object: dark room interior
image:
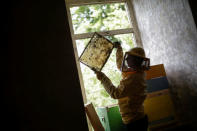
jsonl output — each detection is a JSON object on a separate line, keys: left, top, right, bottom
{"left": 4, "top": 0, "right": 197, "bottom": 131}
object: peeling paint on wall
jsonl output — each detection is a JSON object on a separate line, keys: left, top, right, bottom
{"left": 132, "top": 0, "right": 197, "bottom": 127}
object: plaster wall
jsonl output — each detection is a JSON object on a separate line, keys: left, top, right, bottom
{"left": 132, "top": 0, "right": 197, "bottom": 126}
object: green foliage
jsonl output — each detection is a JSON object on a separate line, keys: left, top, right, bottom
{"left": 70, "top": 3, "right": 131, "bottom": 34}
{"left": 71, "top": 3, "right": 134, "bottom": 107}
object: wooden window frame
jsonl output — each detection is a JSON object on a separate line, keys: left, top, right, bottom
{"left": 64, "top": 0, "right": 142, "bottom": 101}
{"left": 64, "top": 0, "right": 143, "bottom": 130}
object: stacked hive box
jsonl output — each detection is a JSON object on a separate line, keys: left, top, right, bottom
{"left": 144, "top": 64, "right": 177, "bottom": 130}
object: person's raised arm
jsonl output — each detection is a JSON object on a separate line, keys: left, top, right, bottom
{"left": 93, "top": 70, "right": 130, "bottom": 99}
{"left": 114, "top": 42, "right": 123, "bottom": 71}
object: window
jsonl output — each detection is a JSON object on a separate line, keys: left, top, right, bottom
{"left": 65, "top": 0, "right": 142, "bottom": 107}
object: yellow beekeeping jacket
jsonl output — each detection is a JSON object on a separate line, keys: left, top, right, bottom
{"left": 99, "top": 46, "right": 147, "bottom": 124}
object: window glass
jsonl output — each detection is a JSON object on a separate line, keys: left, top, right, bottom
{"left": 70, "top": 3, "right": 131, "bottom": 34}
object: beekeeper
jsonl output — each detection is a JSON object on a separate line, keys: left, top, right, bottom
{"left": 93, "top": 42, "right": 150, "bottom": 131}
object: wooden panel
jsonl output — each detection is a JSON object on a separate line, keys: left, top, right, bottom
{"left": 145, "top": 64, "right": 166, "bottom": 80}
{"left": 85, "top": 103, "right": 105, "bottom": 131}
{"left": 66, "top": 0, "right": 126, "bottom": 6}
{"left": 73, "top": 28, "right": 134, "bottom": 40}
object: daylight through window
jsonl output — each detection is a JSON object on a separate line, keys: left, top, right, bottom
{"left": 66, "top": 0, "right": 141, "bottom": 108}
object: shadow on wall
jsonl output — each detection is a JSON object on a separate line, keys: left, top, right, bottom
{"left": 167, "top": 70, "right": 197, "bottom": 128}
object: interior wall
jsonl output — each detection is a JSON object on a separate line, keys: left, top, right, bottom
{"left": 5, "top": 0, "right": 88, "bottom": 130}
{"left": 132, "top": 0, "right": 197, "bottom": 127}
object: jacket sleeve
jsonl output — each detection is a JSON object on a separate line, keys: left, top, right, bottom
{"left": 116, "top": 46, "right": 123, "bottom": 71}
{"left": 99, "top": 73, "right": 131, "bottom": 99}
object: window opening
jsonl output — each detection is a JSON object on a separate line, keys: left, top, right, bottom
{"left": 66, "top": 0, "right": 142, "bottom": 109}
{"left": 69, "top": 2, "right": 136, "bottom": 107}
{"left": 65, "top": 1, "right": 143, "bottom": 130}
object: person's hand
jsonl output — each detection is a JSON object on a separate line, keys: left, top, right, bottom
{"left": 113, "top": 41, "right": 121, "bottom": 48}
{"left": 92, "top": 68, "right": 104, "bottom": 81}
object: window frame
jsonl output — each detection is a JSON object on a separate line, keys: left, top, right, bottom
{"left": 64, "top": 0, "right": 143, "bottom": 130}
{"left": 65, "top": 0, "right": 143, "bottom": 103}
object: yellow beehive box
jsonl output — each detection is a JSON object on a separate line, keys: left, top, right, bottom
{"left": 144, "top": 89, "right": 176, "bottom": 127}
